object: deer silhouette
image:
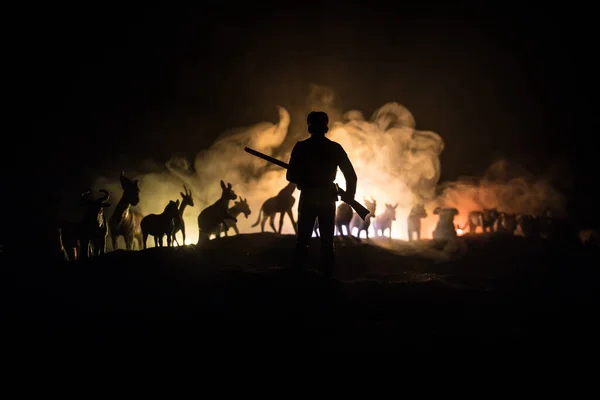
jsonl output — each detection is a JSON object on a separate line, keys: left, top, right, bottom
{"left": 141, "top": 199, "right": 180, "bottom": 248}
{"left": 109, "top": 171, "right": 143, "bottom": 251}
{"left": 349, "top": 197, "right": 377, "bottom": 238}
{"left": 407, "top": 203, "right": 427, "bottom": 241}
{"left": 251, "top": 182, "right": 297, "bottom": 234}
{"left": 172, "top": 185, "right": 194, "bottom": 246}
{"left": 373, "top": 203, "right": 398, "bottom": 238}
{"left": 220, "top": 197, "right": 251, "bottom": 236}
{"left": 197, "top": 180, "right": 237, "bottom": 243}
{"left": 79, "top": 189, "right": 111, "bottom": 258}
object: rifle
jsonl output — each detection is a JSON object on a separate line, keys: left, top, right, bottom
{"left": 244, "top": 146, "right": 370, "bottom": 221}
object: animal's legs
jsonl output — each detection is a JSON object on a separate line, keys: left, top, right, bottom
{"left": 287, "top": 209, "right": 297, "bottom": 234}
{"left": 278, "top": 212, "right": 285, "bottom": 234}
{"left": 260, "top": 216, "right": 267, "bottom": 233}
{"left": 124, "top": 236, "right": 133, "bottom": 250}
{"left": 233, "top": 225, "right": 239, "bottom": 235}
{"left": 269, "top": 215, "right": 277, "bottom": 233}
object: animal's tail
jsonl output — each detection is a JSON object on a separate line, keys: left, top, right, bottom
{"left": 251, "top": 205, "right": 263, "bottom": 227}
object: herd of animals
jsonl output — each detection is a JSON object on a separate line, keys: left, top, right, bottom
{"left": 42, "top": 171, "right": 579, "bottom": 263}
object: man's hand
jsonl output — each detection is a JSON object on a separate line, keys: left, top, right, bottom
{"left": 336, "top": 185, "right": 354, "bottom": 203}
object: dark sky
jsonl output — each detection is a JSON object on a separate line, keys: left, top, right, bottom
{"left": 4, "top": 2, "right": 593, "bottom": 224}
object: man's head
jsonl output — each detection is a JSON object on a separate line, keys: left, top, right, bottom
{"left": 307, "top": 111, "right": 329, "bottom": 135}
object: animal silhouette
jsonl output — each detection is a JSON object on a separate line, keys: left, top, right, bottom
{"left": 459, "top": 209, "right": 499, "bottom": 234}
{"left": 220, "top": 197, "right": 251, "bottom": 236}
{"left": 407, "top": 203, "right": 428, "bottom": 241}
{"left": 109, "top": 172, "right": 143, "bottom": 250}
{"left": 251, "top": 182, "right": 297, "bottom": 234}
{"left": 373, "top": 203, "right": 398, "bottom": 238}
{"left": 517, "top": 214, "right": 539, "bottom": 237}
{"left": 141, "top": 199, "right": 181, "bottom": 248}
{"left": 334, "top": 203, "right": 353, "bottom": 236}
{"left": 60, "top": 189, "right": 111, "bottom": 260}
{"left": 78, "top": 189, "right": 111, "bottom": 258}
{"left": 172, "top": 185, "right": 194, "bottom": 246}
{"left": 496, "top": 212, "right": 518, "bottom": 234}
{"left": 197, "top": 180, "right": 237, "bottom": 243}
{"left": 432, "top": 207, "right": 459, "bottom": 240}
{"left": 349, "top": 197, "right": 377, "bottom": 238}
{"left": 313, "top": 201, "right": 352, "bottom": 237}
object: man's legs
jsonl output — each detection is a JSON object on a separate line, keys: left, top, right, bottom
{"left": 294, "top": 196, "right": 316, "bottom": 270}
{"left": 317, "top": 202, "right": 336, "bottom": 277}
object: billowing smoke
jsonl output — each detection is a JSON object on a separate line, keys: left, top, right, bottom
{"left": 93, "top": 85, "right": 564, "bottom": 249}
{"left": 422, "top": 159, "right": 567, "bottom": 237}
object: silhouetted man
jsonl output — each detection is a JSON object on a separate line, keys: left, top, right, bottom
{"left": 286, "top": 111, "right": 357, "bottom": 277}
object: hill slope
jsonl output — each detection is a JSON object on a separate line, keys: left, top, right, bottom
{"left": 2, "top": 233, "right": 599, "bottom": 352}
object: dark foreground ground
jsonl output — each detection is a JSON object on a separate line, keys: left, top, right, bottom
{"left": 2, "top": 233, "right": 599, "bottom": 353}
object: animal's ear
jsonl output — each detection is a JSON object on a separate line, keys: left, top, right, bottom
{"left": 180, "top": 192, "right": 185, "bottom": 198}
{"left": 433, "top": 207, "right": 441, "bottom": 215}
{"left": 176, "top": 199, "right": 180, "bottom": 206}
{"left": 393, "top": 203, "right": 398, "bottom": 209}
{"left": 227, "top": 182, "right": 232, "bottom": 189}
{"left": 220, "top": 180, "right": 226, "bottom": 190}
{"left": 453, "top": 208, "right": 459, "bottom": 215}
{"left": 102, "top": 203, "right": 112, "bottom": 208}
{"left": 134, "top": 179, "right": 140, "bottom": 186}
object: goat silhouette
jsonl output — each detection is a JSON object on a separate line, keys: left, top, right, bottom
{"left": 220, "top": 197, "right": 251, "bottom": 236}
{"left": 109, "top": 171, "right": 143, "bottom": 250}
{"left": 173, "top": 185, "right": 194, "bottom": 246}
{"left": 373, "top": 203, "right": 397, "bottom": 238}
{"left": 407, "top": 203, "right": 427, "bottom": 241}
{"left": 251, "top": 182, "right": 297, "bottom": 234}
{"left": 197, "top": 180, "right": 237, "bottom": 244}
{"left": 141, "top": 199, "right": 180, "bottom": 248}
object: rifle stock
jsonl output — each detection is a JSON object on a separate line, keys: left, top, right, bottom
{"left": 244, "top": 147, "right": 370, "bottom": 221}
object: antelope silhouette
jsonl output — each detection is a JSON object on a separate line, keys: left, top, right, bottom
{"left": 251, "top": 182, "right": 297, "bottom": 234}
{"left": 173, "top": 185, "right": 194, "bottom": 246}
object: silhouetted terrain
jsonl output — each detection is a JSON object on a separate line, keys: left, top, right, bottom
{"left": 2, "top": 233, "right": 598, "bottom": 352}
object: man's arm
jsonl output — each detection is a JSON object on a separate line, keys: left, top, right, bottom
{"left": 337, "top": 145, "right": 357, "bottom": 199}
{"left": 286, "top": 143, "right": 301, "bottom": 185}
